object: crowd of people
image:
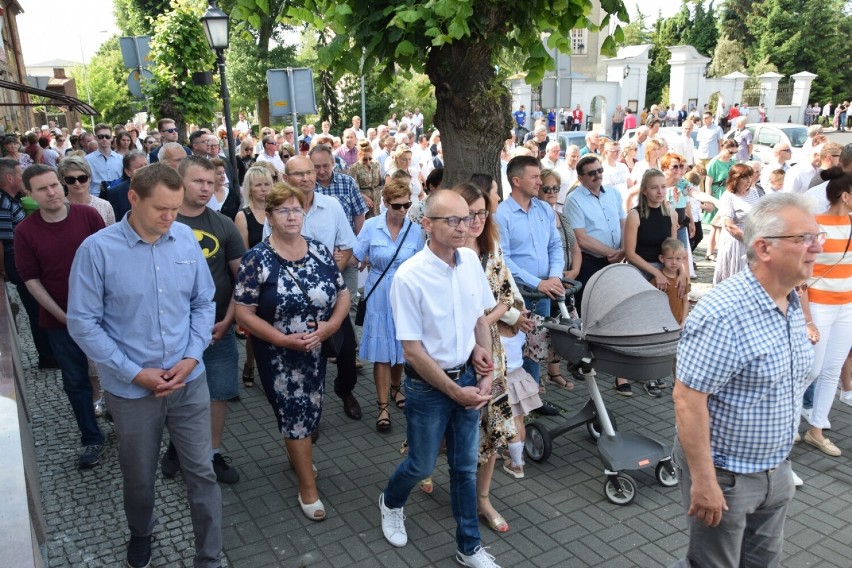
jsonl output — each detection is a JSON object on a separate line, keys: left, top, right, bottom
{"left": 1, "top": 101, "right": 850, "bottom": 568}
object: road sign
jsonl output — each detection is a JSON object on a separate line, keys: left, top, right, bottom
{"left": 119, "top": 36, "right": 152, "bottom": 69}
{"left": 267, "top": 68, "right": 317, "bottom": 117}
{"left": 126, "top": 69, "right": 153, "bottom": 99}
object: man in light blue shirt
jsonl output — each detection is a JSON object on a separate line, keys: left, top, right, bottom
{"left": 496, "top": 155, "right": 564, "bottom": 414}
{"left": 564, "top": 154, "right": 630, "bottom": 395}
{"left": 84, "top": 123, "right": 123, "bottom": 194}
{"left": 67, "top": 162, "right": 222, "bottom": 568}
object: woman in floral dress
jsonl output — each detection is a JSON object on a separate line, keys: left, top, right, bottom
{"left": 234, "top": 183, "right": 350, "bottom": 522}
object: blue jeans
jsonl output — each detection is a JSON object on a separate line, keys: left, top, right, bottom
{"left": 522, "top": 297, "right": 551, "bottom": 384}
{"left": 802, "top": 381, "right": 815, "bottom": 410}
{"left": 383, "top": 366, "right": 481, "bottom": 555}
{"left": 46, "top": 328, "right": 103, "bottom": 447}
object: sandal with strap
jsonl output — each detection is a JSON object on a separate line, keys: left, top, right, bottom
{"left": 477, "top": 494, "right": 509, "bottom": 533}
{"left": 548, "top": 373, "right": 574, "bottom": 390}
{"left": 419, "top": 477, "right": 434, "bottom": 494}
{"left": 376, "top": 402, "right": 391, "bottom": 433}
{"left": 390, "top": 385, "right": 406, "bottom": 409}
{"left": 242, "top": 364, "right": 254, "bottom": 388}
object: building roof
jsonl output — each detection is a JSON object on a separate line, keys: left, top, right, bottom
{"left": 25, "top": 58, "right": 79, "bottom": 69}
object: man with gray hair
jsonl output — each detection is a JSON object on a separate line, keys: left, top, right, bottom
{"left": 579, "top": 130, "right": 601, "bottom": 157}
{"left": 672, "top": 192, "right": 820, "bottom": 568}
{"left": 732, "top": 116, "right": 753, "bottom": 162}
{"left": 760, "top": 142, "right": 792, "bottom": 189}
{"left": 159, "top": 142, "right": 190, "bottom": 170}
{"left": 783, "top": 143, "right": 823, "bottom": 194}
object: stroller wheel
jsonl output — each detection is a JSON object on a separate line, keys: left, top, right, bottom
{"left": 587, "top": 411, "right": 618, "bottom": 442}
{"left": 604, "top": 473, "right": 636, "bottom": 505}
{"left": 655, "top": 460, "right": 679, "bottom": 487}
{"left": 524, "top": 423, "right": 552, "bottom": 463}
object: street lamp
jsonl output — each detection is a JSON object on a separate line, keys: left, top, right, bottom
{"left": 200, "top": 2, "right": 238, "bottom": 178}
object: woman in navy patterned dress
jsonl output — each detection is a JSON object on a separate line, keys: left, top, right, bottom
{"left": 234, "top": 184, "right": 349, "bottom": 522}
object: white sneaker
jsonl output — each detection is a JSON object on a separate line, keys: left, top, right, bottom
{"left": 791, "top": 470, "right": 804, "bottom": 487}
{"left": 456, "top": 546, "right": 501, "bottom": 568}
{"left": 839, "top": 391, "right": 852, "bottom": 407}
{"left": 801, "top": 407, "right": 812, "bottom": 425}
{"left": 379, "top": 493, "right": 407, "bottom": 547}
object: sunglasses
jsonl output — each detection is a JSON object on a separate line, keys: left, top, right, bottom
{"left": 389, "top": 201, "right": 413, "bottom": 210}
{"left": 541, "top": 185, "right": 560, "bottom": 194}
{"left": 581, "top": 167, "right": 604, "bottom": 177}
{"left": 161, "top": 128, "right": 178, "bottom": 134}
{"left": 64, "top": 175, "right": 89, "bottom": 185}
{"left": 669, "top": 164, "right": 685, "bottom": 170}
{"left": 96, "top": 134, "right": 112, "bottom": 140}
{"left": 281, "top": 154, "right": 291, "bottom": 159}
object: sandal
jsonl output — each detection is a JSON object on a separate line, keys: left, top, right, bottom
{"left": 419, "top": 477, "right": 433, "bottom": 494}
{"left": 242, "top": 364, "right": 254, "bottom": 388}
{"left": 548, "top": 373, "right": 574, "bottom": 390}
{"left": 376, "top": 402, "right": 391, "bottom": 433}
{"left": 390, "top": 385, "right": 406, "bottom": 409}
{"left": 298, "top": 493, "right": 326, "bottom": 521}
{"left": 478, "top": 494, "right": 509, "bottom": 533}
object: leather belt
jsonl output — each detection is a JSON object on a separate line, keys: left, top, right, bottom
{"left": 404, "top": 363, "right": 467, "bottom": 382}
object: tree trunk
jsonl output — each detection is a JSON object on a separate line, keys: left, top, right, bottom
{"left": 426, "top": 38, "right": 513, "bottom": 189}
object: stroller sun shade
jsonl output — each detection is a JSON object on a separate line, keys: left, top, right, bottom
{"left": 580, "top": 264, "right": 681, "bottom": 356}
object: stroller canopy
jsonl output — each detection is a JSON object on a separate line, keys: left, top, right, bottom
{"left": 580, "top": 264, "right": 681, "bottom": 356}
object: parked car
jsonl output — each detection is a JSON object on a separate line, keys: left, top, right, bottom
{"left": 546, "top": 131, "right": 613, "bottom": 157}
{"left": 619, "top": 127, "right": 698, "bottom": 151}
{"left": 724, "top": 122, "right": 809, "bottom": 166}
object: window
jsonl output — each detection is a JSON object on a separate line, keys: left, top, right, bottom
{"left": 570, "top": 29, "right": 588, "bottom": 55}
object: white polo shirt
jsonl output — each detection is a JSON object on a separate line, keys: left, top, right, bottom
{"left": 391, "top": 245, "right": 495, "bottom": 369}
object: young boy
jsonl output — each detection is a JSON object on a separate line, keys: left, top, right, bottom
{"left": 660, "top": 238, "right": 690, "bottom": 328}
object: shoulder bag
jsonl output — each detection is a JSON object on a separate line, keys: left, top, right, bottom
{"left": 355, "top": 221, "right": 413, "bottom": 326}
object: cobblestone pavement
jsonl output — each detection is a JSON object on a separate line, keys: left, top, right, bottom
{"left": 18, "top": 249, "right": 852, "bottom": 567}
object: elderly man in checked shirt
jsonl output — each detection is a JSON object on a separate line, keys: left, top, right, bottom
{"left": 671, "top": 193, "right": 821, "bottom": 568}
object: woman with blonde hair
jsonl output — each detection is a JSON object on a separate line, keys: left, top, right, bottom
{"left": 385, "top": 144, "right": 423, "bottom": 203}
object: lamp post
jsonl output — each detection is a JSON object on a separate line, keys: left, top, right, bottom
{"left": 200, "top": 2, "right": 238, "bottom": 178}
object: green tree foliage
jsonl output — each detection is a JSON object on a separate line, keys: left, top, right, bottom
{"left": 144, "top": 0, "right": 217, "bottom": 131}
{"left": 707, "top": 36, "right": 745, "bottom": 77}
{"left": 70, "top": 37, "right": 136, "bottom": 125}
{"left": 235, "top": 0, "right": 627, "bottom": 185}
{"left": 114, "top": 0, "right": 172, "bottom": 35}
{"left": 619, "top": 11, "right": 652, "bottom": 46}
{"left": 718, "top": 0, "right": 852, "bottom": 102}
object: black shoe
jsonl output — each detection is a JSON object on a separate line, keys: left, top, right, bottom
{"left": 38, "top": 356, "right": 59, "bottom": 369}
{"left": 535, "top": 400, "right": 560, "bottom": 416}
{"left": 341, "top": 394, "right": 363, "bottom": 420}
{"left": 79, "top": 444, "right": 105, "bottom": 468}
{"left": 310, "top": 427, "right": 320, "bottom": 443}
{"left": 212, "top": 453, "right": 240, "bottom": 484}
{"left": 161, "top": 441, "right": 179, "bottom": 478}
{"left": 126, "top": 534, "right": 152, "bottom": 568}
{"left": 644, "top": 380, "right": 662, "bottom": 398}
{"left": 614, "top": 380, "right": 633, "bottom": 397}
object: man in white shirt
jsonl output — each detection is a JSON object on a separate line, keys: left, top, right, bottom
{"left": 602, "top": 140, "right": 630, "bottom": 200}
{"left": 410, "top": 107, "right": 424, "bottom": 138}
{"left": 379, "top": 190, "right": 498, "bottom": 568}
{"left": 255, "top": 135, "right": 286, "bottom": 173}
{"left": 234, "top": 113, "right": 250, "bottom": 136}
{"left": 760, "top": 143, "right": 792, "bottom": 189}
{"left": 351, "top": 116, "right": 365, "bottom": 139}
{"left": 783, "top": 144, "right": 822, "bottom": 194}
{"left": 555, "top": 145, "right": 580, "bottom": 210}
{"left": 674, "top": 118, "right": 695, "bottom": 166}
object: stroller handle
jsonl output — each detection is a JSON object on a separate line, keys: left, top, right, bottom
{"left": 518, "top": 277, "right": 583, "bottom": 301}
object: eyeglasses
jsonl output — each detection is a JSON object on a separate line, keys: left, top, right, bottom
{"left": 272, "top": 207, "right": 304, "bottom": 217}
{"left": 161, "top": 128, "right": 178, "bottom": 134}
{"left": 281, "top": 154, "right": 291, "bottom": 159}
{"left": 540, "top": 186, "right": 560, "bottom": 194}
{"left": 63, "top": 174, "right": 89, "bottom": 185}
{"left": 284, "top": 131, "right": 294, "bottom": 135}
{"left": 764, "top": 232, "right": 827, "bottom": 246}
{"left": 96, "top": 134, "right": 112, "bottom": 140}
{"left": 265, "top": 141, "right": 278, "bottom": 146}
{"left": 389, "top": 201, "right": 412, "bottom": 210}
{"left": 469, "top": 209, "right": 490, "bottom": 219}
{"left": 427, "top": 215, "right": 473, "bottom": 227}
{"left": 287, "top": 169, "right": 315, "bottom": 178}
{"left": 581, "top": 167, "right": 604, "bottom": 177}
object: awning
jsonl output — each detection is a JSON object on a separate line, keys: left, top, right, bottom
{"left": 0, "top": 78, "right": 98, "bottom": 116}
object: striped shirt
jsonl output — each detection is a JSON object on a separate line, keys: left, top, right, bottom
{"left": 807, "top": 214, "right": 852, "bottom": 305}
{"left": 677, "top": 266, "right": 814, "bottom": 473}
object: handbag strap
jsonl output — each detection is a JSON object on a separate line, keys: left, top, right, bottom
{"left": 362, "top": 220, "right": 413, "bottom": 305}
{"left": 263, "top": 241, "right": 320, "bottom": 323}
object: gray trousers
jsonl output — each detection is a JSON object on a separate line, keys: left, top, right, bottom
{"left": 342, "top": 263, "right": 359, "bottom": 302}
{"left": 671, "top": 438, "right": 794, "bottom": 568}
{"left": 106, "top": 375, "right": 222, "bottom": 568}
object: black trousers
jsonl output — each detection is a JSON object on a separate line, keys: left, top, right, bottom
{"left": 333, "top": 316, "right": 357, "bottom": 399}
{"left": 575, "top": 253, "right": 610, "bottom": 317}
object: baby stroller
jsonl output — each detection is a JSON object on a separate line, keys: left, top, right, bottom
{"left": 525, "top": 264, "right": 682, "bottom": 505}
